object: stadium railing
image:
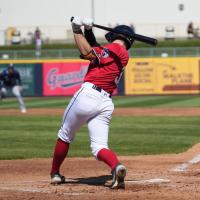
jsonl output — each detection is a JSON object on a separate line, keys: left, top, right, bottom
{"left": 0, "top": 47, "right": 200, "bottom": 60}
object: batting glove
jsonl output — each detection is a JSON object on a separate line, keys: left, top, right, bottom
{"left": 82, "top": 18, "right": 93, "bottom": 30}
{"left": 71, "top": 16, "right": 83, "bottom": 33}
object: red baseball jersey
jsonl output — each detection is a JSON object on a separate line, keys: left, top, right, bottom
{"left": 84, "top": 43, "right": 129, "bottom": 93}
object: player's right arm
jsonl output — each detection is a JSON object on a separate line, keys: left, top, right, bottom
{"left": 71, "top": 17, "right": 96, "bottom": 60}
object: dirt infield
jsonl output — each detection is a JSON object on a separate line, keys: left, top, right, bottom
{"left": 0, "top": 144, "right": 200, "bottom": 200}
{"left": 0, "top": 107, "right": 200, "bottom": 199}
{"left": 1, "top": 107, "right": 200, "bottom": 116}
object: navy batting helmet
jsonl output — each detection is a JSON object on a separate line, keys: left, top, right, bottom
{"left": 7, "top": 63, "right": 14, "bottom": 74}
{"left": 105, "top": 25, "right": 135, "bottom": 49}
{"left": 8, "top": 63, "right": 14, "bottom": 68}
{"left": 7, "top": 63, "right": 14, "bottom": 70}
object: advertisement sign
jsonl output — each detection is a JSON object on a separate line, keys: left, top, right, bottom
{"left": 125, "top": 59, "right": 157, "bottom": 94}
{"left": 125, "top": 58, "right": 200, "bottom": 95}
{"left": 43, "top": 61, "right": 89, "bottom": 96}
{"left": 0, "top": 63, "right": 35, "bottom": 96}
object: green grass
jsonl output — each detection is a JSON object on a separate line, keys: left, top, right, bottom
{"left": 0, "top": 97, "right": 70, "bottom": 109}
{"left": 0, "top": 115, "right": 200, "bottom": 159}
{"left": 1, "top": 95, "right": 200, "bottom": 109}
{"left": 109, "top": 117, "right": 200, "bottom": 155}
{"left": 113, "top": 95, "right": 200, "bottom": 107}
{"left": 1, "top": 39, "right": 200, "bottom": 50}
{"left": 1, "top": 95, "right": 200, "bottom": 160}
{"left": 1, "top": 39, "right": 200, "bottom": 59}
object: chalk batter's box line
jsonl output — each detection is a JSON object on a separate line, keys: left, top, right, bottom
{"left": 0, "top": 177, "right": 170, "bottom": 187}
{"left": 172, "top": 153, "right": 200, "bottom": 172}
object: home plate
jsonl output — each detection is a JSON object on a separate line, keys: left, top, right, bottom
{"left": 126, "top": 178, "right": 170, "bottom": 185}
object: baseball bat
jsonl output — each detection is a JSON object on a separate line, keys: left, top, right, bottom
{"left": 93, "top": 23, "right": 157, "bottom": 46}
{"left": 70, "top": 17, "right": 158, "bottom": 46}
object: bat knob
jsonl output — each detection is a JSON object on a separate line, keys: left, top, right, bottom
{"left": 70, "top": 16, "right": 74, "bottom": 22}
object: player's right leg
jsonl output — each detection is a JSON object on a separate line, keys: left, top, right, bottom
{"left": 50, "top": 85, "right": 102, "bottom": 184}
{"left": 12, "top": 86, "right": 26, "bottom": 113}
{"left": 50, "top": 91, "right": 85, "bottom": 184}
{"left": 50, "top": 138, "right": 69, "bottom": 184}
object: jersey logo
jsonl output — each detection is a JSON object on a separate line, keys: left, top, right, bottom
{"left": 101, "top": 48, "right": 110, "bottom": 58}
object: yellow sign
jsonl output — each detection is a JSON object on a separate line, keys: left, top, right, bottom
{"left": 125, "top": 57, "right": 200, "bottom": 95}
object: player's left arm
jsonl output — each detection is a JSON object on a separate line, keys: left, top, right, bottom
{"left": 83, "top": 17, "right": 100, "bottom": 47}
{"left": 84, "top": 29, "right": 100, "bottom": 47}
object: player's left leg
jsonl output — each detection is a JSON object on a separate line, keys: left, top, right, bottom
{"left": 87, "top": 98, "right": 126, "bottom": 189}
{"left": 12, "top": 86, "right": 26, "bottom": 113}
{"left": 0, "top": 87, "right": 7, "bottom": 99}
{"left": 88, "top": 113, "right": 119, "bottom": 170}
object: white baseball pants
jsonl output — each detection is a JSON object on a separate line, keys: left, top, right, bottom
{"left": 1, "top": 85, "right": 26, "bottom": 112}
{"left": 58, "top": 82, "right": 114, "bottom": 158}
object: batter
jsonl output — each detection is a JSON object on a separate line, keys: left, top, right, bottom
{"left": 50, "top": 17, "right": 134, "bottom": 189}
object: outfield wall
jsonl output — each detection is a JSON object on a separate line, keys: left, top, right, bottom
{"left": 126, "top": 58, "right": 200, "bottom": 95}
{"left": 0, "top": 63, "right": 42, "bottom": 96}
{"left": 0, "top": 57, "right": 200, "bottom": 96}
{"left": 0, "top": 59, "right": 121, "bottom": 96}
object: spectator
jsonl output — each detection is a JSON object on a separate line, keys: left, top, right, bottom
{"left": 34, "top": 27, "right": 42, "bottom": 56}
{"left": 0, "top": 63, "right": 27, "bottom": 113}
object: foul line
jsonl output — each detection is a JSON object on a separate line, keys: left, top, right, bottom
{"left": 172, "top": 154, "right": 200, "bottom": 172}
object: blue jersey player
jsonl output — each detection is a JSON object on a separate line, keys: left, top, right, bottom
{"left": 0, "top": 63, "right": 27, "bottom": 113}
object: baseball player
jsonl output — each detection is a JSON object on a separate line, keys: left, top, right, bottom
{"left": 50, "top": 17, "right": 134, "bottom": 189}
{"left": 0, "top": 63, "right": 27, "bottom": 113}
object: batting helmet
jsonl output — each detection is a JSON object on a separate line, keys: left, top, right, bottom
{"left": 105, "top": 25, "right": 135, "bottom": 49}
{"left": 7, "top": 63, "right": 14, "bottom": 73}
{"left": 8, "top": 63, "right": 14, "bottom": 68}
